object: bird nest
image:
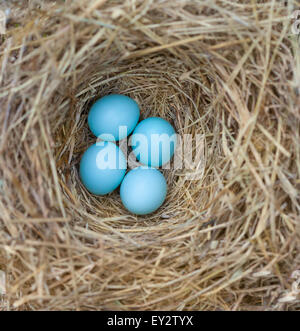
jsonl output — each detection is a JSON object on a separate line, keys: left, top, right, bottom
{"left": 0, "top": 0, "right": 299, "bottom": 311}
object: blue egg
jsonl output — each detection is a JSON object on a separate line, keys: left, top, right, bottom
{"left": 131, "top": 117, "right": 176, "bottom": 167}
{"left": 79, "top": 142, "right": 127, "bottom": 195}
{"left": 88, "top": 94, "right": 140, "bottom": 141}
{"left": 120, "top": 167, "right": 167, "bottom": 215}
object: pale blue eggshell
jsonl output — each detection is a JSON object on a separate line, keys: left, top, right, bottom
{"left": 88, "top": 94, "right": 140, "bottom": 141}
{"left": 79, "top": 142, "right": 127, "bottom": 195}
{"left": 131, "top": 117, "right": 176, "bottom": 167}
{"left": 120, "top": 167, "right": 167, "bottom": 215}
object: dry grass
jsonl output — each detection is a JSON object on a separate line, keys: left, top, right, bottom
{"left": 0, "top": 0, "right": 299, "bottom": 311}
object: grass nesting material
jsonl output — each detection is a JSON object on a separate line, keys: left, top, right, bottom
{"left": 0, "top": 0, "right": 299, "bottom": 311}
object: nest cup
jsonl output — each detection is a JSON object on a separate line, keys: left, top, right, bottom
{"left": 0, "top": 1, "right": 299, "bottom": 311}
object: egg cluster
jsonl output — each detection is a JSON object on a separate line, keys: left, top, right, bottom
{"left": 79, "top": 94, "right": 176, "bottom": 215}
